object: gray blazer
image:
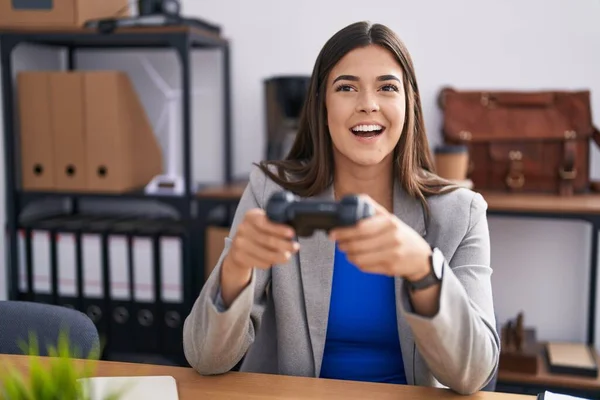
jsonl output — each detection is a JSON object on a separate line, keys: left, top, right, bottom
{"left": 183, "top": 166, "right": 500, "bottom": 395}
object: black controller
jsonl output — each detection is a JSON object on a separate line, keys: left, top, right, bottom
{"left": 265, "top": 191, "right": 375, "bottom": 237}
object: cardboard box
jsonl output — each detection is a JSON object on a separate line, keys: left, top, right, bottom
{"left": 17, "top": 70, "right": 163, "bottom": 193}
{"left": 205, "top": 227, "right": 229, "bottom": 279}
{"left": 0, "top": 0, "right": 130, "bottom": 29}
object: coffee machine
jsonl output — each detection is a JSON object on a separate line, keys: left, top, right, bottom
{"left": 264, "top": 76, "right": 310, "bottom": 160}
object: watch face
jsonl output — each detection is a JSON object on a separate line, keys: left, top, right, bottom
{"left": 431, "top": 248, "right": 445, "bottom": 279}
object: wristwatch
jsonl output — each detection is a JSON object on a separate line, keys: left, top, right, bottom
{"left": 404, "top": 247, "right": 445, "bottom": 291}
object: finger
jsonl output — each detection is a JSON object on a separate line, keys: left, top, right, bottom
{"left": 244, "top": 222, "right": 300, "bottom": 254}
{"left": 339, "top": 229, "right": 399, "bottom": 256}
{"left": 346, "top": 248, "right": 399, "bottom": 274}
{"left": 233, "top": 236, "right": 294, "bottom": 268}
{"left": 354, "top": 263, "right": 394, "bottom": 277}
{"left": 248, "top": 210, "right": 296, "bottom": 239}
{"left": 331, "top": 215, "right": 392, "bottom": 242}
{"left": 229, "top": 246, "right": 270, "bottom": 269}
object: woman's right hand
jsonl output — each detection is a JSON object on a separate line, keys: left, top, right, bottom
{"left": 220, "top": 208, "right": 299, "bottom": 306}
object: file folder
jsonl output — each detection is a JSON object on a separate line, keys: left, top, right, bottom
{"left": 84, "top": 71, "right": 163, "bottom": 193}
{"left": 17, "top": 72, "right": 55, "bottom": 190}
{"left": 49, "top": 72, "right": 87, "bottom": 191}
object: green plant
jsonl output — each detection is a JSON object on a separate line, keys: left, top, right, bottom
{"left": 0, "top": 331, "right": 126, "bottom": 400}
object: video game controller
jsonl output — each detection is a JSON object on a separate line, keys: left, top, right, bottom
{"left": 265, "top": 190, "right": 375, "bottom": 237}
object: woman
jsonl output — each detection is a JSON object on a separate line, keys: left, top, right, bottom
{"left": 183, "top": 21, "right": 499, "bottom": 395}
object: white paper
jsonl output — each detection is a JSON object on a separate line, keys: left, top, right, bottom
{"left": 541, "top": 391, "right": 587, "bottom": 400}
{"left": 78, "top": 376, "right": 179, "bottom": 400}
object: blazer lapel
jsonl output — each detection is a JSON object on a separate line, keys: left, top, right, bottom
{"left": 297, "top": 185, "right": 335, "bottom": 377}
{"left": 391, "top": 179, "right": 427, "bottom": 386}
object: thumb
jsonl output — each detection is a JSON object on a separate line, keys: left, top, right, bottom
{"left": 359, "top": 194, "right": 388, "bottom": 216}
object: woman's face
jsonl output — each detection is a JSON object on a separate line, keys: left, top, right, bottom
{"left": 325, "top": 44, "right": 406, "bottom": 169}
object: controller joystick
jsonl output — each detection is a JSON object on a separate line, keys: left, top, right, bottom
{"left": 265, "top": 190, "right": 375, "bottom": 237}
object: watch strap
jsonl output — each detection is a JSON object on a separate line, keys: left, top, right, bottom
{"left": 404, "top": 248, "right": 443, "bottom": 291}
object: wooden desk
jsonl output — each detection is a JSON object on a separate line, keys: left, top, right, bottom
{"left": 0, "top": 355, "right": 531, "bottom": 399}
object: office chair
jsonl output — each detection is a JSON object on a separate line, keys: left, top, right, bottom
{"left": 0, "top": 301, "right": 100, "bottom": 358}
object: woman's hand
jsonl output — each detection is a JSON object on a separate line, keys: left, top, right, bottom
{"left": 226, "top": 208, "right": 299, "bottom": 272}
{"left": 329, "top": 196, "right": 432, "bottom": 281}
{"left": 220, "top": 209, "right": 299, "bottom": 307}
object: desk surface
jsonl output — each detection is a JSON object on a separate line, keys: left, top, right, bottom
{"left": 0, "top": 355, "right": 531, "bottom": 399}
{"left": 197, "top": 183, "right": 600, "bottom": 215}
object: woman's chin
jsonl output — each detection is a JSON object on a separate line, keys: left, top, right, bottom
{"left": 347, "top": 154, "right": 391, "bottom": 167}
{"left": 332, "top": 146, "right": 394, "bottom": 168}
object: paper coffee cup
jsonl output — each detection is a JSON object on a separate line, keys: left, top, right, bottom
{"left": 434, "top": 145, "right": 469, "bottom": 181}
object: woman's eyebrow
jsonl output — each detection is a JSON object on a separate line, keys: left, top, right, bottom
{"left": 377, "top": 74, "right": 401, "bottom": 82}
{"left": 333, "top": 74, "right": 358, "bottom": 83}
{"left": 332, "top": 74, "right": 401, "bottom": 84}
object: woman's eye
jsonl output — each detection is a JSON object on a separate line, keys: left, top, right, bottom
{"left": 381, "top": 84, "right": 399, "bottom": 92}
{"left": 335, "top": 84, "right": 355, "bottom": 92}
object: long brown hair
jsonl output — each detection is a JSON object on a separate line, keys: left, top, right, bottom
{"left": 257, "top": 21, "right": 457, "bottom": 214}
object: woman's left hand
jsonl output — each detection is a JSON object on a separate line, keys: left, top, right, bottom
{"left": 329, "top": 195, "right": 432, "bottom": 281}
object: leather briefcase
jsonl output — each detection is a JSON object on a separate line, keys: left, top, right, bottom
{"left": 438, "top": 87, "right": 600, "bottom": 196}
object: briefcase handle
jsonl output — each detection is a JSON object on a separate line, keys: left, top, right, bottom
{"left": 437, "top": 87, "right": 556, "bottom": 109}
{"left": 480, "top": 92, "right": 555, "bottom": 108}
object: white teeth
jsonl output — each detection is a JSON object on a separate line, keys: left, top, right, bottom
{"left": 351, "top": 124, "right": 383, "bottom": 132}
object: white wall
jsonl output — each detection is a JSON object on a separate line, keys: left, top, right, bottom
{"left": 1, "top": 0, "right": 599, "bottom": 351}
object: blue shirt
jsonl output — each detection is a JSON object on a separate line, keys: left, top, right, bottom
{"left": 319, "top": 244, "right": 407, "bottom": 384}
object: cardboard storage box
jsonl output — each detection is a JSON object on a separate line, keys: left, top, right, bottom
{"left": 17, "top": 70, "right": 163, "bottom": 193}
{"left": 0, "top": 0, "right": 130, "bottom": 29}
{"left": 205, "top": 227, "right": 229, "bottom": 279}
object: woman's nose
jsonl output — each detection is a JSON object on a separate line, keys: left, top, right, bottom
{"left": 355, "top": 91, "right": 380, "bottom": 113}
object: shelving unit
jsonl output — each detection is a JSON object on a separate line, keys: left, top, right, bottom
{"left": 0, "top": 25, "right": 233, "bottom": 365}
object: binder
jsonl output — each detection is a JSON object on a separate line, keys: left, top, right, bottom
{"left": 160, "top": 234, "right": 183, "bottom": 304}
{"left": 31, "top": 229, "right": 51, "bottom": 297}
{"left": 17, "top": 72, "right": 55, "bottom": 190}
{"left": 105, "top": 219, "right": 146, "bottom": 354}
{"left": 17, "top": 229, "right": 27, "bottom": 295}
{"left": 56, "top": 231, "right": 77, "bottom": 298}
{"left": 49, "top": 72, "right": 87, "bottom": 191}
{"left": 158, "top": 223, "right": 186, "bottom": 361}
{"left": 16, "top": 214, "right": 189, "bottom": 363}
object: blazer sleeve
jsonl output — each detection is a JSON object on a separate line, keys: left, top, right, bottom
{"left": 183, "top": 167, "right": 272, "bottom": 375}
{"left": 399, "top": 192, "right": 500, "bottom": 395}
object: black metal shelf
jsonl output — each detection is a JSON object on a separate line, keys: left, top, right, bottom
{"left": 487, "top": 208, "right": 600, "bottom": 346}
{"left": 0, "top": 26, "right": 227, "bottom": 48}
{"left": 17, "top": 190, "right": 191, "bottom": 213}
{"left": 0, "top": 24, "right": 233, "bottom": 366}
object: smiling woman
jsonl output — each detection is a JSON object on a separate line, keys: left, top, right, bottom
{"left": 255, "top": 22, "right": 453, "bottom": 209}
{"left": 183, "top": 21, "right": 500, "bottom": 396}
